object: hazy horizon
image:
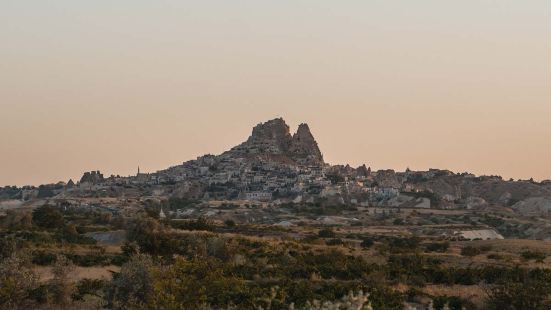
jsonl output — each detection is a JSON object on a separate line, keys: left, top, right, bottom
{"left": 2, "top": 1, "right": 551, "bottom": 186}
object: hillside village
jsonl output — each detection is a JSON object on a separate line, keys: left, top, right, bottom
{"left": 2, "top": 119, "right": 551, "bottom": 309}
{"left": 2, "top": 119, "right": 551, "bottom": 242}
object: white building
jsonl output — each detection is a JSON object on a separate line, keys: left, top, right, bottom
{"left": 245, "top": 191, "right": 273, "bottom": 201}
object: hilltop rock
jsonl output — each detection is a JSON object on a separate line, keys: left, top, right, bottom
{"left": 227, "top": 118, "right": 324, "bottom": 165}
{"left": 66, "top": 179, "right": 75, "bottom": 188}
{"left": 80, "top": 171, "right": 104, "bottom": 184}
{"left": 512, "top": 197, "right": 551, "bottom": 216}
{"left": 356, "top": 164, "right": 371, "bottom": 177}
{"left": 373, "top": 169, "right": 401, "bottom": 188}
{"left": 289, "top": 123, "right": 324, "bottom": 164}
{"left": 229, "top": 118, "right": 292, "bottom": 155}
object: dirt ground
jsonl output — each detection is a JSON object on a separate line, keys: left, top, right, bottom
{"left": 34, "top": 265, "right": 120, "bottom": 283}
{"left": 424, "top": 284, "right": 486, "bottom": 307}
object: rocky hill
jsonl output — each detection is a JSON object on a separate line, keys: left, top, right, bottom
{"left": 225, "top": 118, "right": 324, "bottom": 165}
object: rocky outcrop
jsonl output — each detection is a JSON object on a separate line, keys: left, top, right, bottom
{"left": 80, "top": 171, "right": 104, "bottom": 184}
{"left": 288, "top": 124, "right": 324, "bottom": 164}
{"left": 227, "top": 118, "right": 324, "bottom": 165}
{"left": 356, "top": 165, "right": 371, "bottom": 177}
{"left": 458, "top": 229, "right": 504, "bottom": 240}
{"left": 512, "top": 197, "right": 551, "bottom": 216}
{"left": 465, "top": 196, "right": 488, "bottom": 210}
{"left": 229, "top": 118, "right": 292, "bottom": 155}
{"left": 373, "top": 170, "right": 401, "bottom": 188}
{"left": 66, "top": 179, "right": 75, "bottom": 188}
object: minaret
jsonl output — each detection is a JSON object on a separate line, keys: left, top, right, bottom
{"left": 137, "top": 166, "right": 140, "bottom": 176}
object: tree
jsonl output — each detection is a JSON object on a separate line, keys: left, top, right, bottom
{"left": 361, "top": 238, "right": 374, "bottom": 249}
{"left": 460, "top": 246, "right": 481, "bottom": 257}
{"left": 97, "top": 212, "right": 113, "bottom": 224}
{"left": 72, "top": 279, "right": 106, "bottom": 301}
{"left": 0, "top": 236, "right": 17, "bottom": 259}
{"left": 224, "top": 219, "right": 236, "bottom": 228}
{"left": 425, "top": 242, "right": 450, "bottom": 253}
{"left": 0, "top": 254, "right": 38, "bottom": 309}
{"left": 392, "top": 218, "right": 404, "bottom": 225}
{"left": 61, "top": 224, "right": 79, "bottom": 242}
{"left": 121, "top": 241, "right": 140, "bottom": 257}
{"left": 144, "top": 205, "right": 160, "bottom": 219}
{"left": 485, "top": 279, "right": 551, "bottom": 310}
{"left": 2, "top": 210, "right": 33, "bottom": 230}
{"left": 108, "top": 254, "right": 155, "bottom": 309}
{"left": 37, "top": 185, "right": 55, "bottom": 198}
{"left": 50, "top": 255, "right": 76, "bottom": 306}
{"left": 150, "top": 257, "right": 249, "bottom": 308}
{"left": 318, "top": 228, "right": 336, "bottom": 238}
{"left": 32, "top": 205, "right": 64, "bottom": 229}
{"left": 520, "top": 251, "right": 547, "bottom": 263}
{"left": 129, "top": 216, "right": 160, "bottom": 236}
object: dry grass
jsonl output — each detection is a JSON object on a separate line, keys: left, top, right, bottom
{"left": 34, "top": 265, "right": 120, "bottom": 283}
{"left": 424, "top": 284, "right": 486, "bottom": 307}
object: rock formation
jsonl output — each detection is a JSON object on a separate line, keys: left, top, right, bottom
{"left": 288, "top": 123, "right": 324, "bottom": 164}
{"left": 230, "top": 118, "right": 292, "bottom": 155}
{"left": 227, "top": 118, "right": 324, "bottom": 165}
{"left": 80, "top": 171, "right": 104, "bottom": 184}
{"left": 356, "top": 164, "right": 371, "bottom": 177}
{"left": 66, "top": 179, "right": 75, "bottom": 188}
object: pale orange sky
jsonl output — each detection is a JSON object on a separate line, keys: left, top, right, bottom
{"left": 1, "top": 1, "right": 551, "bottom": 186}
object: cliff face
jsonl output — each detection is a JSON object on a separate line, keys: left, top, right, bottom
{"left": 227, "top": 118, "right": 324, "bottom": 165}
{"left": 289, "top": 123, "right": 324, "bottom": 164}
{"left": 246, "top": 118, "right": 292, "bottom": 154}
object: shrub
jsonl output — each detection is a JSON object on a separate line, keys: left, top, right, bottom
{"left": 108, "top": 254, "right": 155, "bottom": 308}
{"left": 393, "top": 218, "right": 404, "bottom": 225}
{"left": 487, "top": 254, "right": 504, "bottom": 260}
{"left": 521, "top": 251, "right": 547, "bottom": 263}
{"left": 64, "top": 253, "right": 111, "bottom": 267}
{"left": 0, "top": 255, "right": 38, "bottom": 308}
{"left": 49, "top": 255, "right": 76, "bottom": 305}
{"left": 384, "top": 236, "right": 421, "bottom": 253}
{"left": 32, "top": 250, "right": 57, "bottom": 266}
{"left": 326, "top": 238, "right": 344, "bottom": 246}
{"left": 72, "top": 279, "right": 107, "bottom": 301}
{"left": 170, "top": 217, "right": 214, "bottom": 231}
{"left": 150, "top": 257, "right": 250, "bottom": 308}
{"left": 224, "top": 219, "right": 236, "bottom": 228}
{"left": 32, "top": 206, "right": 64, "bottom": 229}
{"left": 485, "top": 277, "right": 551, "bottom": 310}
{"left": 433, "top": 295, "right": 475, "bottom": 310}
{"left": 0, "top": 236, "right": 17, "bottom": 259}
{"left": 361, "top": 238, "right": 374, "bottom": 249}
{"left": 461, "top": 246, "right": 481, "bottom": 257}
{"left": 318, "top": 228, "right": 336, "bottom": 238}
{"left": 425, "top": 242, "right": 450, "bottom": 253}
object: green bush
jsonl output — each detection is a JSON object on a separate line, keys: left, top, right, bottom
{"left": 361, "top": 238, "right": 374, "bottom": 249}
{"left": 32, "top": 206, "right": 64, "bottom": 229}
{"left": 521, "top": 251, "right": 547, "bottom": 263}
{"left": 326, "top": 238, "right": 344, "bottom": 246}
{"left": 32, "top": 250, "right": 57, "bottom": 266}
{"left": 461, "top": 246, "right": 481, "bottom": 257}
{"left": 425, "top": 242, "right": 450, "bottom": 253}
{"left": 170, "top": 217, "right": 214, "bottom": 231}
{"left": 72, "top": 279, "right": 107, "bottom": 301}
{"left": 318, "top": 228, "right": 336, "bottom": 238}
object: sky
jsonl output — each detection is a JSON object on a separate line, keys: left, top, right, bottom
{"left": 1, "top": 1, "right": 551, "bottom": 186}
